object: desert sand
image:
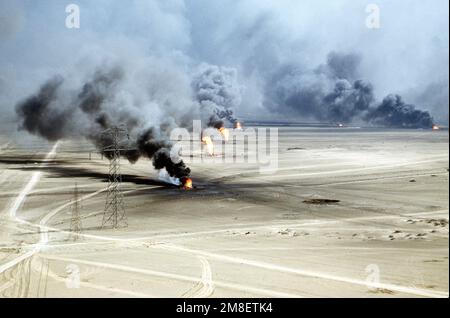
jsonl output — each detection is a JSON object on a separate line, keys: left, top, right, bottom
{"left": 0, "top": 126, "right": 448, "bottom": 298}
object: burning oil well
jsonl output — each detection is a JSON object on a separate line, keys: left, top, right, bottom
{"left": 264, "top": 52, "right": 437, "bottom": 129}
{"left": 15, "top": 72, "right": 191, "bottom": 187}
{"left": 14, "top": 52, "right": 441, "bottom": 189}
{"left": 15, "top": 62, "right": 243, "bottom": 188}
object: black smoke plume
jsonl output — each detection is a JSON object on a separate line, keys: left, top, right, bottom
{"left": 192, "top": 64, "right": 242, "bottom": 128}
{"left": 265, "top": 52, "right": 435, "bottom": 128}
{"left": 207, "top": 117, "right": 224, "bottom": 130}
{"left": 153, "top": 148, "right": 191, "bottom": 180}
{"left": 365, "top": 94, "right": 434, "bottom": 129}
{"left": 15, "top": 76, "right": 72, "bottom": 141}
{"left": 15, "top": 67, "right": 192, "bottom": 182}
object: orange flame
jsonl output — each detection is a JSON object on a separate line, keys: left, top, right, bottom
{"left": 219, "top": 127, "right": 229, "bottom": 141}
{"left": 202, "top": 135, "right": 214, "bottom": 155}
{"left": 432, "top": 125, "right": 440, "bottom": 131}
{"left": 183, "top": 178, "right": 193, "bottom": 190}
{"left": 234, "top": 122, "right": 242, "bottom": 129}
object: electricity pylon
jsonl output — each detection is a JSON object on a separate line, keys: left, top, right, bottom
{"left": 70, "top": 182, "right": 82, "bottom": 240}
{"left": 101, "top": 125, "right": 128, "bottom": 229}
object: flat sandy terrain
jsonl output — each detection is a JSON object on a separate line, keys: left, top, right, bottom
{"left": 0, "top": 126, "right": 448, "bottom": 298}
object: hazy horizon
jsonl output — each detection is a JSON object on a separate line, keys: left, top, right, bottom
{"left": 1, "top": 0, "right": 448, "bottom": 127}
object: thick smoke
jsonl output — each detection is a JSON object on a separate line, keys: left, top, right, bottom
{"left": 15, "top": 76, "right": 70, "bottom": 140}
{"left": 153, "top": 148, "right": 190, "bottom": 181}
{"left": 365, "top": 95, "right": 434, "bottom": 129}
{"left": 192, "top": 64, "right": 242, "bottom": 128}
{"left": 264, "top": 52, "right": 435, "bottom": 128}
{"left": 78, "top": 67, "right": 123, "bottom": 117}
{"left": 326, "top": 52, "right": 361, "bottom": 80}
{"left": 265, "top": 53, "right": 373, "bottom": 123}
{"left": 1, "top": 1, "right": 448, "bottom": 133}
{"left": 15, "top": 65, "right": 194, "bottom": 182}
{"left": 15, "top": 55, "right": 248, "bottom": 180}
{"left": 135, "top": 128, "right": 190, "bottom": 180}
{"left": 185, "top": 1, "right": 447, "bottom": 124}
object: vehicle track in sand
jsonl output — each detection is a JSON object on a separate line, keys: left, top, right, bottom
{"left": 1, "top": 138, "right": 447, "bottom": 298}
{"left": 0, "top": 142, "right": 220, "bottom": 297}
{"left": 181, "top": 256, "right": 215, "bottom": 298}
{"left": 31, "top": 208, "right": 449, "bottom": 298}
{"left": 156, "top": 243, "right": 448, "bottom": 298}
{"left": 40, "top": 254, "right": 301, "bottom": 297}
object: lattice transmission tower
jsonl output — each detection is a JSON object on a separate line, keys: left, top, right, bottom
{"left": 70, "top": 182, "right": 82, "bottom": 240}
{"left": 101, "top": 125, "right": 129, "bottom": 229}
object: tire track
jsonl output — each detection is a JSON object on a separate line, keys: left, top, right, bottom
{"left": 40, "top": 254, "right": 302, "bottom": 298}
{"left": 7, "top": 142, "right": 59, "bottom": 218}
{"left": 192, "top": 256, "right": 214, "bottom": 298}
{"left": 157, "top": 243, "right": 448, "bottom": 298}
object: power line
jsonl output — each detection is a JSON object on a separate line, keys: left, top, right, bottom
{"left": 101, "top": 125, "right": 128, "bottom": 229}
{"left": 70, "top": 182, "right": 82, "bottom": 240}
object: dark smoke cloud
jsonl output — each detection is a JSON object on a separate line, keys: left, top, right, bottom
{"left": 15, "top": 76, "right": 73, "bottom": 141}
{"left": 192, "top": 64, "right": 242, "bottom": 127}
{"left": 365, "top": 95, "right": 434, "bottom": 129}
{"left": 153, "top": 148, "right": 191, "bottom": 181}
{"left": 207, "top": 117, "right": 224, "bottom": 130}
{"left": 78, "top": 67, "right": 123, "bottom": 116}
{"left": 15, "top": 65, "right": 193, "bottom": 182}
{"left": 135, "top": 128, "right": 190, "bottom": 179}
{"left": 136, "top": 128, "right": 170, "bottom": 159}
{"left": 264, "top": 52, "right": 435, "bottom": 128}
{"left": 265, "top": 53, "right": 374, "bottom": 123}
{"left": 185, "top": 1, "right": 447, "bottom": 123}
{"left": 1, "top": 1, "right": 447, "bottom": 132}
{"left": 15, "top": 56, "right": 249, "bottom": 181}
{"left": 324, "top": 79, "right": 375, "bottom": 124}
{"left": 326, "top": 52, "right": 361, "bottom": 80}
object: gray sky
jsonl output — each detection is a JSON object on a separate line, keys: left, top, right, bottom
{"left": 1, "top": 0, "right": 448, "bottom": 124}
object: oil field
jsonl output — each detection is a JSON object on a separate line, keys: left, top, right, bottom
{"left": 0, "top": 126, "right": 448, "bottom": 297}
{"left": 0, "top": 0, "right": 448, "bottom": 299}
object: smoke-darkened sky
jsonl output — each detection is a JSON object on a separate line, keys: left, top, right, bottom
{"left": 1, "top": 0, "right": 448, "bottom": 125}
